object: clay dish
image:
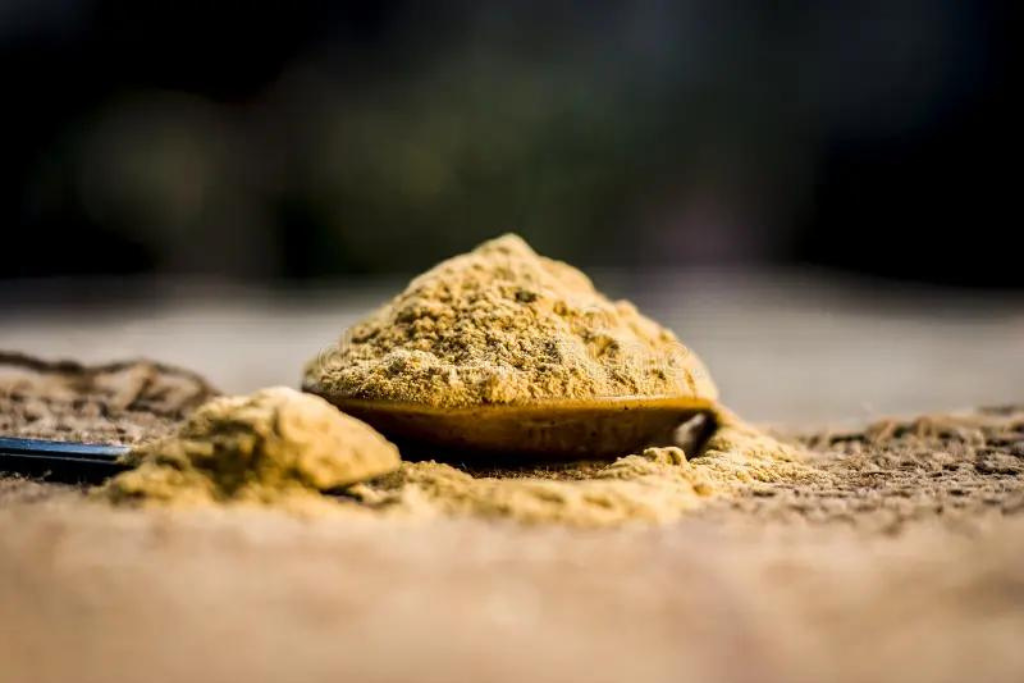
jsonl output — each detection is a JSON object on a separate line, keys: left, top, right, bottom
{"left": 302, "top": 391, "right": 717, "bottom": 458}
{"left": 303, "top": 234, "right": 719, "bottom": 458}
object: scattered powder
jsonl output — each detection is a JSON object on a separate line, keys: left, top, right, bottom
{"left": 97, "top": 387, "right": 818, "bottom": 525}
{"left": 305, "top": 234, "right": 717, "bottom": 408}
{"left": 95, "top": 236, "right": 817, "bottom": 524}
{"left": 345, "top": 411, "right": 819, "bottom": 527}
{"left": 98, "top": 387, "right": 400, "bottom": 511}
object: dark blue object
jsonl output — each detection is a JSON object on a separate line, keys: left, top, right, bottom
{"left": 0, "top": 436, "right": 130, "bottom": 482}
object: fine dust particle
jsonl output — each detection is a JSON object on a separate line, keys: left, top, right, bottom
{"left": 97, "top": 387, "right": 400, "bottom": 510}
{"left": 347, "top": 421, "right": 819, "bottom": 527}
{"left": 305, "top": 233, "right": 717, "bottom": 408}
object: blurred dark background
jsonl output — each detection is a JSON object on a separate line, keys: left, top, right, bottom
{"left": 1, "top": 1, "right": 1020, "bottom": 286}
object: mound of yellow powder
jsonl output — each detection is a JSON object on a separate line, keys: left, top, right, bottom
{"left": 304, "top": 234, "right": 717, "bottom": 408}
{"left": 99, "top": 387, "right": 400, "bottom": 508}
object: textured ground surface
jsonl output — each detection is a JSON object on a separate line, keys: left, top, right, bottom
{"left": 0, "top": 351, "right": 216, "bottom": 445}
{"left": 2, "top": 353, "right": 1023, "bottom": 683}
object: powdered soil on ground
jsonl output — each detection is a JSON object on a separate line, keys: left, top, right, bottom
{"left": 2, "top": 355, "right": 1023, "bottom": 683}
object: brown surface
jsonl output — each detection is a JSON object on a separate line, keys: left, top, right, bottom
{"left": 0, "top": 351, "right": 216, "bottom": 445}
{"left": 699, "top": 410, "right": 1024, "bottom": 531}
{"left": 2, "top": 356, "right": 1024, "bottom": 682}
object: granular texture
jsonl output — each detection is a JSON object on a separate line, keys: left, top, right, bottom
{"left": 0, "top": 354, "right": 810, "bottom": 526}
{"left": 697, "top": 407, "right": 1024, "bottom": 532}
{"left": 4, "top": 405, "right": 1024, "bottom": 683}
{"left": 100, "top": 387, "right": 400, "bottom": 508}
{"left": 5, "top": 356, "right": 1024, "bottom": 681}
{"left": 90, "top": 383, "right": 813, "bottom": 525}
{"left": 305, "top": 234, "right": 717, "bottom": 408}
{"left": 347, "top": 414, "right": 817, "bottom": 526}
{"left": 0, "top": 351, "right": 216, "bottom": 445}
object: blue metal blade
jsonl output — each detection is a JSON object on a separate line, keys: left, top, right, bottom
{"left": 0, "top": 436, "right": 129, "bottom": 464}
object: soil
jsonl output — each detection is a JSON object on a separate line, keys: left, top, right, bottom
{"left": 0, "top": 351, "right": 216, "bottom": 445}
{"left": 2, "top": 355, "right": 1023, "bottom": 682}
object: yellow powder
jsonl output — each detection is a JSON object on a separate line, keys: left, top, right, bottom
{"left": 305, "top": 234, "right": 717, "bottom": 408}
{"left": 97, "top": 387, "right": 818, "bottom": 525}
{"left": 98, "top": 387, "right": 400, "bottom": 509}
{"left": 345, "top": 412, "right": 818, "bottom": 526}
{"left": 97, "top": 237, "right": 818, "bottom": 524}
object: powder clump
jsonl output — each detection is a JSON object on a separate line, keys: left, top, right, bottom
{"left": 99, "top": 387, "right": 400, "bottom": 508}
{"left": 305, "top": 234, "right": 717, "bottom": 408}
